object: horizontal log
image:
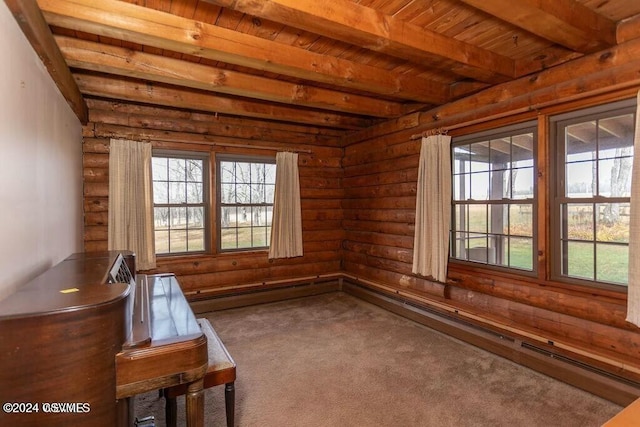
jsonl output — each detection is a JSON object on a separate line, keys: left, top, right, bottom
{"left": 88, "top": 107, "right": 341, "bottom": 146}
{"left": 342, "top": 230, "right": 413, "bottom": 250}
{"left": 87, "top": 99, "right": 343, "bottom": 138}
{"left": 343, "top": 261, "right": 445, "bottom": 299}
{"left": 342, "top": 240, "right": 413, "bottom": 264}
{"left": 342, "top": 196, "right": 415, "bottom": 210}
{"left": 83, "top": 197, "right": 108, "bottom": 213}
{"left": 83, "top": 167, "right": 108, "bottom": 183}
{"left": 84, "top": 182, "right": 108, "bottom": 198}
{"left": 173, "top": 260, "right": 341, "bottom": 293}
{"left": 342, "top": 208, "right": 414, "bottom": 223}
{"left": 342, "top": 219, "right": 414, "bottom": 236}
{"left": 446, "top": 286, "right": 640, "bottom": 361}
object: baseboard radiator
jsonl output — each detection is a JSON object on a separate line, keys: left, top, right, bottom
{"left": 341, "top": 280, "right": 640, "bottom": 407}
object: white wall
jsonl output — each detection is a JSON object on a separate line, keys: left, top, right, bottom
{"left": 0, "top": 3, "right": 83, "bottom": 301}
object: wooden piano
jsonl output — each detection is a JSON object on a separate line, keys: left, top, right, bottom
{"left": 0, "top": 251, "right": 208, "bottom": 427}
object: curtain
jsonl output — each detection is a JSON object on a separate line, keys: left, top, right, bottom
{"left": 108, "top": 138, "right": 156, "bottom": 270}
{"left": 412, "top": 134, "right": 452, "bottom": 283}
{"left": 626, "top": 92, "right": 640, "bottom": 326}
{"left": 269, "top": 152, "right": 303, "bottom": 259}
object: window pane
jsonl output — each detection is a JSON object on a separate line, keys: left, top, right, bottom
{"left": 154, "top": 207, "right": 169, "bottom": 229}
{"left": 252, "top": 227, "right": 268, "bottom": 247}
{"left": 596, "top": 203, "right": 630, "bottom": 243}
{"left": 186, "top": 159, "right": 203, "bottom": 182}
{"left": 152, "top": 157, "right": 167, "bottom": 180}
{"left": 564, "top": 203, "right": 593, "bottom": 241}
{"left": 565, "top": 241, "right": 594, "bottom": 280}
{"left": 469, "top": 142, "right": 490, "bottom": 172}
{"left": 171, "top": 230, "right": 187, "bottom": 253}
{"left": 265, "top": 164, "right": 276, "bottom": 184}
{"left": 489, "top": 204, "right": 507, "bottom": 235}
{"left": 154, "top": 182, "right": 168, "bottom": 204}
{"left": 450, "top": 124, "right": 536, "bottom": 272}
{"left": 453, "top": 146, "right": 470, "bottom": 174}
{"left": 489, "top": 170, "right": 508, "bottom": 200}
{"left": 186, "top": 183, "right": 203, "bottom": 203}
{"left": 170, "top": 207, "right": 187, "bottom": 228}
{"left": 236, "top": 183, "right": 251, "bottom": 204}
{"left": 187, "top": 229, "right": 205, "bottom": 252}
{"left": 252, "top": 183, "right": 265, "bottom": 203}
{"left": 168, "top": 158, "right": 186, "bottom": 181}
{"left": 598, "top": 156, "right": 633, "bottom": 197}
{"left": 453, "top": 173, "right": 471, "bottom": 200}
{"left": 596, "top": 243, "right": 628, "bottom": 285}
{"left": 187, "top": 207, "right": 204, "bottom": 228}
{"left": 221, "top": 207, "right": 237, "bottom": 227}
{"left": 512, "top": 167, "right": 534, "bottom": 199}
{"left": 155, "top": 230, "right": 169, "bottom": 254}
{"left": 566, "top": 161, "right": 595, "bottom": 197}
{"left": 510, "top": 237, "right": 533, "bottom": 270}
{"left": 153, "top": 153, "right": 208, "bottom": 255}
{"left": 169, "top": 182, "right": 186, "bottom": 204}
{"left": 509, "top": 204, "right": 532, "bottom": 237}
{"left": 221, "top": 228, "right": 238, "bottom": 250}
{"left": 470, "top": 172, "right": 489, "bottom": 199}
{"left": 221, "top": 183, "right": 235, "bottom": 204}
{"left": 566, "top": 121, "right": 596, "bottom": 162}
{"left": 221, "top": 162, "right": 235, "bottom": 182}
{"left": 599, "top": 114, "right": 634, "bottom": 159}
{"left": 217, "top": 158, "right": 276, "bottom": 251}
{"left": 467, "top": 204, "right": 487, "bottom": 233}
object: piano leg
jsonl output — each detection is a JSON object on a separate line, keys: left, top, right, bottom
{"left": 185, "top": 378, "right": 205, "bottom": 427}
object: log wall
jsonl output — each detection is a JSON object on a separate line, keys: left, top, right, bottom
{"left": 342, "top": 38, "right": 640, "bottom": 375}
{"left": 82, "top": 99, "right": 344, "bottom": 296}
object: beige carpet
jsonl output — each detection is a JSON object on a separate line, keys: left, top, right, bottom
{"left": 135, "top": 292, "right": 622, "bottom": 426}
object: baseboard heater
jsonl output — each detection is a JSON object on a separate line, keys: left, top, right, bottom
{"left": 342, "top": 280, "right": 640, "bottom": 406}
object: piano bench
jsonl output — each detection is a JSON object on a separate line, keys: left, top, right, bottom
{"left": 163, "top": 318, "right": 236, "bottom": 427}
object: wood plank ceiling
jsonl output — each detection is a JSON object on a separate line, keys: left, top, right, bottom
{"left": 7, "top": 0, "right": 640, "bottom": 134}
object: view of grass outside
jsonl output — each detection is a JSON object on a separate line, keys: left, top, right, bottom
{"left": 557, "top": 109, "right": 634, "bottom": 286}
{"left": 153, "top": 154, "right": 207, "bottom": 255}
{"left": 219, "top": 159, "right": 275, "bottom": 251}
{"left": 451, "top": 125, "right": 536, "bottom": 272}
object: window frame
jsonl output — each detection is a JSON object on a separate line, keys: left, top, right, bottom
{"left": 152, "top": 149, "right": 210, "bottom": 256}
{"left": 215, "top": 154, "right": 276, "bottom": 253}
{"left": 549, "top": 98, "right": 636, "bottom": 290}
{"left": 449, "top": 120, "right": 538, "bottom": 275}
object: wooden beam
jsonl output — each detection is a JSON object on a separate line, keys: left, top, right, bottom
{"left": 55, "top": 36, "right": 409, "bottom": 118}
{"left": 458, "top": 0, "right": 616, "bottom": 53}
{"left": 203, "top": 0, "right": 515, "bottom": 83}
{"left": 344, "top": 38, "right": 640, "bottom": 145}
{"left": 5, "top": 0, "right": 88, "bottom": 123}
{"left": 37, "top": 0, "right": 450, "bottom": 105}
{"left": 74, "top": 73, "right": 373, "bottom": 130}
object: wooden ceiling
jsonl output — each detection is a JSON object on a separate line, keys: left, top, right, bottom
{"left": 7, "top": 0, "right": 640, "bottom": 133}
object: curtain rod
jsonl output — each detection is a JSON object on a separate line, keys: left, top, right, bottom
{"left": 138, "top": 135, "right": 313, "bottom": 154}
{"left": 410, "top": 127, "right": 448, "bottom": 140}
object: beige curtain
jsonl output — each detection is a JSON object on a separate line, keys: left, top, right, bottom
{"left": 108, "top": 139, "right": 156, "bottom": 270}
{"left": 269, "top": 152, "right": 303, "bottom": 259}
{"left": 412, "top": 134, "right": 452, "bottom": 283}
{"left": 626, "top": 92, "right": 640, "bottom": 326}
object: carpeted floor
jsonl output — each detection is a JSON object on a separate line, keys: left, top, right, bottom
{"left": 135, "top": 292, "right": 622, "bottom": 426}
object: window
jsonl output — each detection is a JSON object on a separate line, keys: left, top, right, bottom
{"left": 552, "top": 100, "right": 635, "bottom": 286}
{"left": 451, "top": 122, "right": 537, "bottom": 272}
{"left": 217, "top": 156, "right": 276, "bottom": 251}
{"left": 152, "top": 151, "right": 209, "bottom": 255}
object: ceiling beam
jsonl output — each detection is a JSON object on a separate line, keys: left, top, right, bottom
{"left": 5, "top": 0, "right": 88, "bottom": 123}
{"left": 56, "top": 36, "right": 412, "bottom": 118}
{"left": 37, "top": 0, "right": 450, "bottom": 105}
{"left": 74, "top": 73, "right": 374, "bottom": 130}
{"left": 458, "top": 0, "right": 616, "bottom": 53}
{"left": 202, "top": 0, "right": 515, "bottom": 83}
